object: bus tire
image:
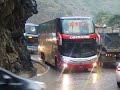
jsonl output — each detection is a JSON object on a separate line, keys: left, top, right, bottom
{"left": 98, "top": 54, "right": 104, "bottom": 68}
{"left": 100, "top": 61, "right": 104, "bottom": 67}
{"left": 55, "top": 56, "right": 58, "bottom": 70}
{"left": 98, "top": 59, "right": 104, "bottom": 67}
{"left": 41, "top": 52, "right": 45, "bottom": 61}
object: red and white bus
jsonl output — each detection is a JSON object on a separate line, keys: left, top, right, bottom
{"left": 38, "top": 17, "right": 98, "bottom": 70}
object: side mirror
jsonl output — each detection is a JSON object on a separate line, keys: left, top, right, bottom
{"left": 57, "top": 33, "right": 62, "bottom": 45}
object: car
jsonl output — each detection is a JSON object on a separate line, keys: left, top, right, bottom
{"left": 24, "top": 23, "right": 39, "bottom": 54}
{"left": 116, "top": 63, "right": 120, "bottom": 87}
{"left": 0, "top": 67, "right": 45, "bottom": 90}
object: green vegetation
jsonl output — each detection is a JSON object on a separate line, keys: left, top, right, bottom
{"left": 107, "top": 15, "right": 120, "bottom": 28}
{"left": 94, "top": 11, "right": 120, "bottom": 28}
{"left": 94, "top": 11, "right": 112, "bottom": 24}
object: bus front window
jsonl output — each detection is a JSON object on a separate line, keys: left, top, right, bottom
{"left": 62, "top": 39, "right": 97, "bottom": 58}
{"left": 62, "top": 19, "right": 94, "bottom": 35}
{"left": 25, "top": 25, "right": 38, "bottom": 35}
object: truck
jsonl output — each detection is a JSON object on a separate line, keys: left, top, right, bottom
{"left": 96, "top": 27, "right": 120, "bottom": 67}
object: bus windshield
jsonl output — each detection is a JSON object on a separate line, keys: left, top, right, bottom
{"left": 25, "top": 25, "right": 38, "bottom": 35}
{"left": 62, "top": 38, "right": 97, "bottom": 58}
{"left": 62, "top": 19, "right": 94, "bottom": 35}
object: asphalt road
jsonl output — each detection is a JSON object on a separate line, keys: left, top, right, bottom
{"left": 32, "top": 65, "right": 119, "bottom": 90}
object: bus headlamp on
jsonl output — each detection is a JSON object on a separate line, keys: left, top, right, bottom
{"left": 93, "top": 62, "right": 97, "bottom": 67}
{"left": 38, "top": 45, "right": 41, "bottom": 50}
{"left": 28, "top": 36, "right": 34, "bottom": 43}
{"left": 28, "top": 36, "right": 33, "bottom": 39}
{"left": 63, "top": 63, "right": 68, "bottom": 68}
{"left": 38, "top": 46, "right": 44, "bottom": 51}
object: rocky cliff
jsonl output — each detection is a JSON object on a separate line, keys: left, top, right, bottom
{"left": 0, "top": 0, "right": 38, "bottom": 73}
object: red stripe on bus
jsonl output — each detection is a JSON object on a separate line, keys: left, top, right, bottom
{"left": 60, "top": 33, "right": 97, "bottom": 40}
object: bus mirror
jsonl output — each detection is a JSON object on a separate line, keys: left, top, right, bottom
{"left": 58, "top": 33, "right": 62, "bottom": 45}
{"left": 59, "top": 39, "right": 62, "bottom": 45}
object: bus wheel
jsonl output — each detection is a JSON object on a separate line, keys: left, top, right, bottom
{"left": 98, "top": 59, "right": 104, "bottom": 68}
{"left": 55, "top": 57, "right": 58, "bottom": 70}
{"left": 100, "top": 61, "right": 104, "bottom": 67}
{"left": 41, "top": 52, "right": 45, "bottom": 61}
{"left": 98, "top": 54, "right": 104, "bottom": 68}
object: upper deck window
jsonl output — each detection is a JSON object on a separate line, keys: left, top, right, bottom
{"left": 62, "top": 19, "right": 95, "bottom": 35}
{"left": 25, "top": 25, "right": 38, "bottom": 35}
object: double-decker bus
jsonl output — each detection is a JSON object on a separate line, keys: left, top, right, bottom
{"left": 38, "top": 17, "right": 98, "bottom": 70}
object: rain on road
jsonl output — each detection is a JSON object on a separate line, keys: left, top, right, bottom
{"left": 32, "top": 65, "right": 119, "bottom": 90}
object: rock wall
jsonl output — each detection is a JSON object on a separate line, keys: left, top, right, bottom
{"left": 0, "top": 0, "right": 38, "bottom": 73}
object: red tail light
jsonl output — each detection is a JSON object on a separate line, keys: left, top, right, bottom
{"left": 116, "top": 66, "right": 120, "bottom": 71}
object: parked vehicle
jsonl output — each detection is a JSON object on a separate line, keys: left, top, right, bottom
{"left": 96, "top": 27, "right": 120, "bottom": 67}
{"left": 38, "top": 16, "right": 98, "bottom": 71}
{"left": 0, "top": 67, "right": 45, "bottom": 90}
{"left": 116, "top": 63, "right": 120, "bottom": 87}
{"left": 24, "top": 23, "right": 39, "bottom": 54}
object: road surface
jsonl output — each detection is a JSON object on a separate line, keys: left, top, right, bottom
{"left": 32, "top": 65, "right": 119, "bottom": 90}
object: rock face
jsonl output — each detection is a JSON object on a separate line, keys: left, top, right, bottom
{"left": 0, "top": 0, "right": 38, "bottom": 73}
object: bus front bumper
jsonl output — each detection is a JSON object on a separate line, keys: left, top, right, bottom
{"left": 60, "top": 61, "right": 97, "bottom": 70}
{"left": 27, "top": 46, "right": 38, "bottom": 53}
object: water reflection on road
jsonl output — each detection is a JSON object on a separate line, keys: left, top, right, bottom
{"left": 32, "top": 66, "right": 119, "bottom": 90}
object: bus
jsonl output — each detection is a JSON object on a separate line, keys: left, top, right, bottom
{"left": 38, "top": 17, "right": 98, "bottom": 70}
{"left": 24, "top": 23, "right": 39, "bottom": 53}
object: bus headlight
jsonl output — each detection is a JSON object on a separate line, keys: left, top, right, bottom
{"left": 63, "top": 63, "right": 68, "bottom": 68}
{"left": 38, "top": 45, "right": 44, "bottom": 51}
{"left": 28, "top": 36, "right": 33, "bottom": 39}
{"left": 93, "top": 62, "right": 97, "bottom": 67}
{"left": 38, "top": 45, "right": 41, "bottom": 50}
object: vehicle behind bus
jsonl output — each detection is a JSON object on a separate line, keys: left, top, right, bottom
{"left": 38, "top": 17, "right": 98, "bottom": 71}
{"left": 96, "top": 27, "right": 120, "bottom": 67}
{"left": 24, "top": 23, "right": 39, "bottom": 54}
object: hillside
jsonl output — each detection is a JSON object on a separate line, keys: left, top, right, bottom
{"left": 27, "top": 0, "right": 120, "bottom": 24}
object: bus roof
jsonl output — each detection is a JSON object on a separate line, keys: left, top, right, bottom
{"left": 25, "top": 23, "right": 39, "bottom": 26}
{"left": 60, "top": 16, "right": 92, "bottom": 20}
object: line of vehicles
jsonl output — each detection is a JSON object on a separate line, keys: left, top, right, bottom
{"left": 24, "top": 16, "right": 120, "bottom": 70}
{"left": 24, "top": 16, "right": 120, "bottom": 88}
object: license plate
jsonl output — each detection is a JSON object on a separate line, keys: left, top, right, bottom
{"left": 79, "top": 66, "right": 83, "bottom": 68}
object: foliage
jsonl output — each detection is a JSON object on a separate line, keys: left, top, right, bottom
{"left": 94, "top": 11, "right": 112, "bottom": 25}
{"left": 107, "top": 15, "right": 120, "bottom": 28}
{"left": 94, "top": 11, "right": 120, "bottom": 28}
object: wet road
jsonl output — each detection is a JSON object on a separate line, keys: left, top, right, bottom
{"left": 32, "top": 65, "right": 119, "bottom": 90}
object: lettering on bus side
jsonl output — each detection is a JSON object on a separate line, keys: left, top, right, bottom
{"left": 69, "top": 36, "right": 90, "bottom": 39}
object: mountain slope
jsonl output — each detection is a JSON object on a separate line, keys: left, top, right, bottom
{"left": 27, "top": 0, "right": 120, "bottom": 24}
